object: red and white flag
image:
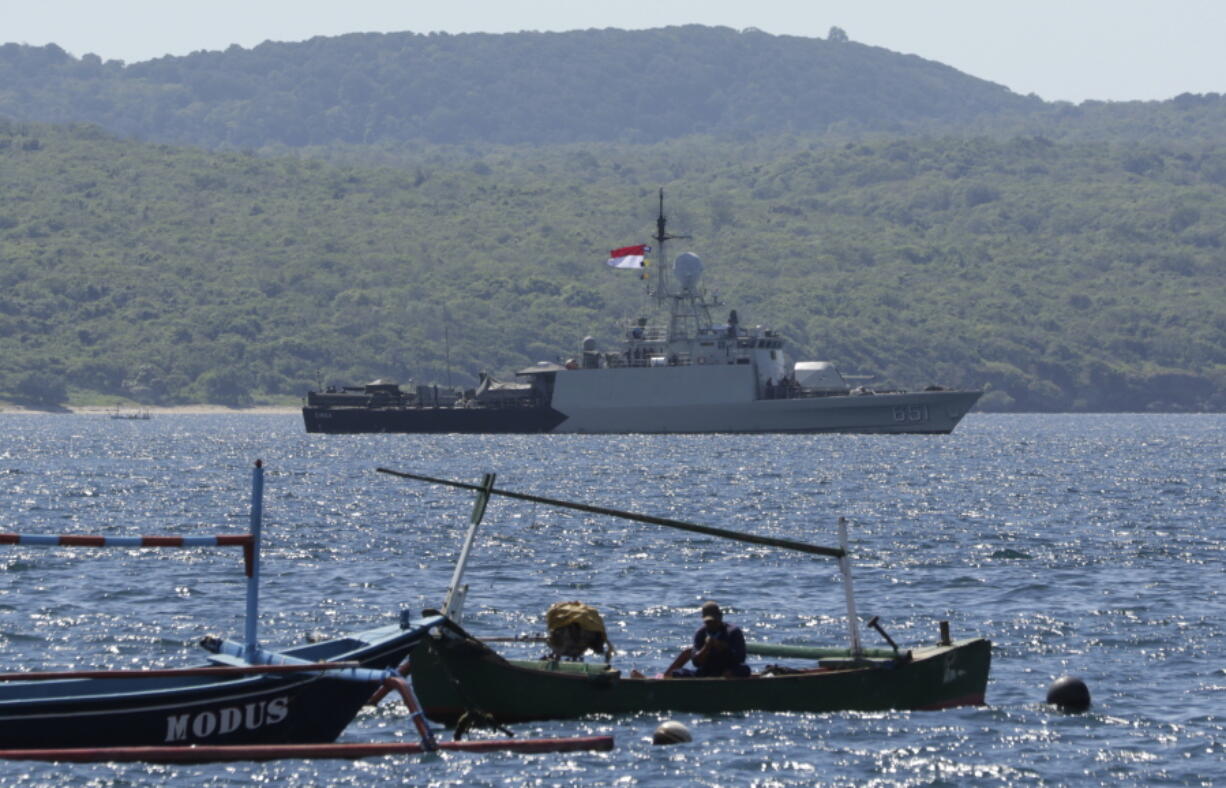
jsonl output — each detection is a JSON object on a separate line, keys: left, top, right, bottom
{"left": 606, "top": 244, "right": 651, "bottom": 269}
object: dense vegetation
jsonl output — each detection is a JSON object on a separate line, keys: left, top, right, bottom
{"left": 1, "top": 27, "right": 1040, "bottom": 147}
{"left": 5, "top": 27, "right": 1226, "bottom": 155}
{"left": 1, "top": 120, "right": 1221, "bottom": 411}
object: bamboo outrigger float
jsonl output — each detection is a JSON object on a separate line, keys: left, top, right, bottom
{"left": 0, "top": 462, "right": 613, "bottom": 761}
{"left": 378, "top": 468, "right": 992, "bottom": 724}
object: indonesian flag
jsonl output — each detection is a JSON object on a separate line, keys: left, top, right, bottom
{"left": 607, "top": 244, "right": 651, "bottom": 269}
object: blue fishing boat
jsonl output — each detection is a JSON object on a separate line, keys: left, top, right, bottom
{"left": 0, "top": 628, "right": 439, "bottom": 750}
{"left": 0, "top": 462, "right": 442, "bottom": 753}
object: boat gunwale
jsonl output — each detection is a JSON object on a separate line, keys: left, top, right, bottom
{"left": 0, "top": 621, "right": 429, "bottom": 712}
{"left": 413, "top": 627, "right": 992, "bottom": 723}
{"left": 466, "top": 636, "right": 990, "bottom": 684}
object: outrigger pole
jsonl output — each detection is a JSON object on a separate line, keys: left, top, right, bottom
{"left": 0, "top": 736, "right": 615, "bottom": 764}
{"left": 377, "top": 468, "right": 866, "bottom": 657}
{"left": 377, "top": 468, "right": 844, "bottom": 558}
{"left": 0, "top": 460, "right": 267, "bottom": 661}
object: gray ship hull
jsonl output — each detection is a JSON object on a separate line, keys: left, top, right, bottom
{"left": 550, "top": 390, "right": 980, "bottom": 434}
{"left": 546, "top": 364, "right": 980, "bottom": 434}
{"left": 303, "top": 361, "right": 980, "bottom": 435}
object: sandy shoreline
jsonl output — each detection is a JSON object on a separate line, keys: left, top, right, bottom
{"left": 1, "top": 405, "right": 300, "bottom": 415}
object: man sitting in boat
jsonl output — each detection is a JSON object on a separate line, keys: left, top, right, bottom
{"left": 664, "top": 601, "right": 751, "bottom": 678}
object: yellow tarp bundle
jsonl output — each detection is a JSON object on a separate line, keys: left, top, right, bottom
{"left": 545, "top": 601, "right": 608, "bottom": 636}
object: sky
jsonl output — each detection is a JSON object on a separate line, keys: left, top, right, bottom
{"left": 5, "top": 0, "right": 1225, "bottom": 103}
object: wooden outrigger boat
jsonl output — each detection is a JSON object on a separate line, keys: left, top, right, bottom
{"left": 378, "top": 469, "right": 992, "bottom": 725}
{"left": 408, "top": 620, "right": 989, "bottom": 723}
{"left": 0, "top": 462, "right": 612, "bottom": 760}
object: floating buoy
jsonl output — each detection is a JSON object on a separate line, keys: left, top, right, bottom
{"left": 652, "top": 720, "right": 692, "bottom": 745}
{"left": 1046, "top": 676, "right": 1091, "bottom": 712}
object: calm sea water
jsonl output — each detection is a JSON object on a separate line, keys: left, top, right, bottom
{"left": 0, "top": 413, "right": 1221, "bottom": 786}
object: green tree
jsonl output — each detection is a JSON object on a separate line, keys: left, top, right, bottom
{"left": 13, "top": 371, "right": 68, "bottom": 406}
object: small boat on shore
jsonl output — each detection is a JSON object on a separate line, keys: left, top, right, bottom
{"left": 108, "top": 406, "right": 151, "bottom": 420}
{"left": 378, "top": 468, "right": 992, "bottom": 725}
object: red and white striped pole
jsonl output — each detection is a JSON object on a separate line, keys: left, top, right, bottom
{"left": 0, "top": 534, "right": 253, "bottom": 553}
{"left": 0, "top": 460, "right": 265, "bottom": 646}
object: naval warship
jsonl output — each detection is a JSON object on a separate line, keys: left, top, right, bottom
{"left": 303, "top": 192, "right": 981, "bottom": 434}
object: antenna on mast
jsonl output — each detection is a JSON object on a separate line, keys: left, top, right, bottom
{"left": 443, "top": 305, "right": 453, "bottom": 388}
{"left": 651, "top": 188, "right": 689, "bottom": 303}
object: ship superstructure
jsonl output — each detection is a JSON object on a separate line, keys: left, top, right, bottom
{"left": 303, "top": 192, "right": 981, "bottom": 434}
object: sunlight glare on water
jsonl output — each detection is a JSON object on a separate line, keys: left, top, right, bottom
{"left": 0, "top": 413, "right": 1221, "bottom": 785}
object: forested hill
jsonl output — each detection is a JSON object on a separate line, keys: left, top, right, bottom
{"left": 0, "top": 26, "right": 1038, "bottom": 148}
{"left": 1, "top": 120, "right": 1222, "bottom": 412}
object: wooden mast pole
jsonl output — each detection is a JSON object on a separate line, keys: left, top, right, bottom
{"left": 441, "top": 473, "right": 496, "bottom": 624}
{"left": 837, "top": 516, "right": 863, "bottom": 655}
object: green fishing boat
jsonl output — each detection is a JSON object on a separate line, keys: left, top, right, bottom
{"left": 408, "top": 620, "right": 990, "bottom": 724}
{"left": 377, "top": 468, "right": 992, "bottom": 725}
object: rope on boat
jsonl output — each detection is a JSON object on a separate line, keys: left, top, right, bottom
{"left": 365, "top": 658, "right": 413, "bottom": 706}
{"left": 425, "top": 628, "right": 513, "bottom": 740}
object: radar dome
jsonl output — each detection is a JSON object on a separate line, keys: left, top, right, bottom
{"left": 674, "top": 252, "right": 704, "bottom": 292}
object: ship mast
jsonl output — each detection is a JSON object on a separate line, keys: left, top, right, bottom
{"left": 649, "top": 188, "right": 707, "bottom": 343}
{"left": 651, "top": 187, "right": 680, "bottom": 306}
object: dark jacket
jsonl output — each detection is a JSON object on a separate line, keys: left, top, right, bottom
{"left": 692, "top": 622, "right": 748, "bottom": 677}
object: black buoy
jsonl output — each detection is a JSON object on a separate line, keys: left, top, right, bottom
{"left": 1046, "top": 676, "right": 1092, "bottom": 712}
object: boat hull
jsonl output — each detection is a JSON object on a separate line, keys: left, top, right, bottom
{"left": 0, "top": 672, "right": 375, "bottom": 750}
{"left": 409, "top": 624, "right": 991, "bottom": 723}
{"left": 552, "top": 389, "right": 981, "bottom": 434}
{"left": 303, "top": 404, "right": 568, "bottom": 433}
{"left": 0, "top": 617, "right": 438, "bottom": 749}
{"left": 303, "top": 389, "right": 981, "bottom": 435}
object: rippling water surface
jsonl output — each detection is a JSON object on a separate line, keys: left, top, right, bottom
{"left": 0, "top": 413, "right": 1222, "bottom": 785}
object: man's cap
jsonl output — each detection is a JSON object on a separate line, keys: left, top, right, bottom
{"left": 701, "top": 601, "right": 722, "bottom": 620}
